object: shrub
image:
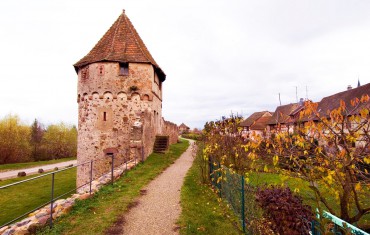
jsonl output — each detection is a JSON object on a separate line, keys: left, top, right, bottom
{"left": 256, "top": 186, "right": 313, "bottom": 235}
{"left": 181, "top": 133, "right": 202, "bottom": 141}
{"left": 0, "top": 115, "right": 31, "bottom": 164}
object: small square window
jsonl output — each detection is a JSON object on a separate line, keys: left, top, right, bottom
{"left": 119, "top": 63, "right": 129, "bottom": 76}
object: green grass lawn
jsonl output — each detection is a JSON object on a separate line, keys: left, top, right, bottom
{"left": 0, "top": 157, "right": 76, "bottom": 172}
{"left": 36, "top": 139, "right": 189, "bottom": 235}
{"left": 177, "top": 157, "right": 242, "bottom": 235}
{"left": 0, "top": 168, "right": 76, "bottom": 227}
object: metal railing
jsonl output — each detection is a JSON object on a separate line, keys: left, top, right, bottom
{"left": 0, "top": 155, "right": 134, "bottom": 229}
{"left": 311, "top": 210, "right": 369, "bottom": 235}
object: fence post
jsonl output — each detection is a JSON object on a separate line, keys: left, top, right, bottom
{"left": 218, "top": 162, "right": 221, "bottom": 198}
{"left": 209, "top": 157, "right": 213, "bottom": 184}
{"left": 141, "top": 140, "right": 144, "bottom": 162}
{"left": 241, "top": 175, "right": 246, "bottom": 233}
{"left": 89, "top": 161, "right": 93, "bottom": 195}
{"left": 49, "top": 173, "right": 55, "bottom": 228}
{"left": 208, "top": 158, "right": 211, "bottom": 182}
{"left": 111, "top": 154, "right": 114, "bottom": 185}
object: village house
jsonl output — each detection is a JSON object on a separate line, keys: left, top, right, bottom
{"left": 301, "top": 83, "right": 370, "bottom": 148}
{"left": 266, "top": 103, "right": 302, "bottom": 134}
{"left": 246, "top": 83, "right": 370, "bottom": 148}
{"left": 312, "top": 83, "right": 370, "bottom": 120}
{"left": 240, "top": 111, "right": 273, "bottom": 138}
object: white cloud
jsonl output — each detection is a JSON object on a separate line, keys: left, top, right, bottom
{"left": 0, "top": 0, "right": 370, "bottom": 129}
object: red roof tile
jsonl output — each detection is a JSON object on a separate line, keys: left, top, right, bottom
{"left": 316, "top": 83, "right": 370, "bottom": 117}
{"left": 267, "top": 103, "right": 301, "bottom": 125}
{"left": 252, "top": 115, "right": 272, "bottom": 130}
{"left": 240, "top": 111, "right": 272, "bottom": 127}
{"left": 74, "top": 10, "right": 166, "bottom": 81}
{"left": 240, "top": 112, "right": 265, "bottom": 127}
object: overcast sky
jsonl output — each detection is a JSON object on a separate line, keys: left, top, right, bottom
{"left": 1, "top": 0, "right": 370, "bottom": 128}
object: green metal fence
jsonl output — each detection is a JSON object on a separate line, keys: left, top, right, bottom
{"left": 209, "top": 159, "right": 369, "bottom": 235}
{"left": 209, "top": 160, "right": 265, "bottom": 234}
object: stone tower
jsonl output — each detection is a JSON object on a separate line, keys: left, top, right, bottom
{"left": 74, "top": 10, "right": 167, "bottom": 186}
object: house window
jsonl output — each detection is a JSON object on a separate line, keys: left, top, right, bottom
{"left": 119, "top": 63, "right": 129, "bottom": 76}
{"left": 103, "top": 112, "right": 107, "bottom": 121}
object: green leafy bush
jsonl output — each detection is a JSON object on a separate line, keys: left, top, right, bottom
{"left": 181, "top": 133, "right": 202, "bottom": 141}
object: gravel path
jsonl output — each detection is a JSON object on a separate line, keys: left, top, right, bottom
{"left": 0, "top": 160, "right": 77, "bottom": 180}
{"left": 120, "top": 140, "right": 195, "bottom": 235}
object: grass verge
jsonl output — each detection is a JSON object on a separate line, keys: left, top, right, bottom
{"left": 36, "top": 139, "right": 189, "bottom": 235}
{"left": 177, "top": 155, "right": 242, "bottom": 235}
{"left": 0, "top": 157, "right": 76, "bottom": 172}
{"left": 0, "top": 168, "right": 76, "bottom": 226}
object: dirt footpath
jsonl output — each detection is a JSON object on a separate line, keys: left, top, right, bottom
{"left": 119, "top": 140, "right": 195, "bottom": 235}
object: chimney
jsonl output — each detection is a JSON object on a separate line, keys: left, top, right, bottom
{"left": 299, "top": 98, "right": 304, "bottom": 105}
{"left": 347, "top": 85, "right": 352, "bottom": 90}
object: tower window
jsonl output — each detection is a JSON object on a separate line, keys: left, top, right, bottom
{"left": 81, "top": 66, "right": 89, "bottom": 80}
{"left": 103, "top": 112, "right": 107, "bottom": 121}
{"left": 98, "top": 65, "right": 104, "bottom": 76}
{"left": 119, "top": 63, "right": 129, "bottom": 76}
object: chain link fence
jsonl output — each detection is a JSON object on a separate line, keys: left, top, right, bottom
{"left": 209, "top": 159, "right": 369, "bottom": 235}
{"left": 209, "top": 159, "right": 271, "bottom": 234}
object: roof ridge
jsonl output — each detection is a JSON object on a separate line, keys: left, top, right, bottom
{"left": 322, "top": 82, "right": 370, "bottom": 100}
{"left": 105, "top": 13, "right": 123, "bottom": 60}
{"left": 123, "top": 13, "right": 158, "bottom": 66}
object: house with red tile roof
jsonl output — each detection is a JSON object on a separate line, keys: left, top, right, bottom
{"left": 240, "top": 111, "right": 273, "bottom": 138}
{"left": 267, "top": 103, "right": 302, "bottom": 134}
{"left": 314, "top": 83, "right": 370, "bottom": 119}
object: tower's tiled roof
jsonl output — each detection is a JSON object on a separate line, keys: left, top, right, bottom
{"left": 74, "top": 10, "right": 166, "bottom": 81}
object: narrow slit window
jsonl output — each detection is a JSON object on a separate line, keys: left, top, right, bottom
{"left": 103, "top": 112, "right": 107, "bottom": 121}
{"left": 99, "top": 65, "right": 104, "bottom": 75}
{"left": 119, "top": 63, "right": 129, "bottom": 76}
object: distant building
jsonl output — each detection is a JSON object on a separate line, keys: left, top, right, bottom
{"left": 313, "top": 83, "right": 370, "bottom": 119}
{"left": 267, "top": 103, "right": 301, "bottom": 134}
{"left": 179, "top": 123, "right": 190, "bottom": 134}
{"left": 240, "top": 111, "right": 273, "bottom": 138}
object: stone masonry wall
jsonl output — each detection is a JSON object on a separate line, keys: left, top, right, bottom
{"left": 161, "top": 119, "right": 179, "bottom": 145}
{"left": 77, "top": 62, "right": 164, "bottom": 186}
